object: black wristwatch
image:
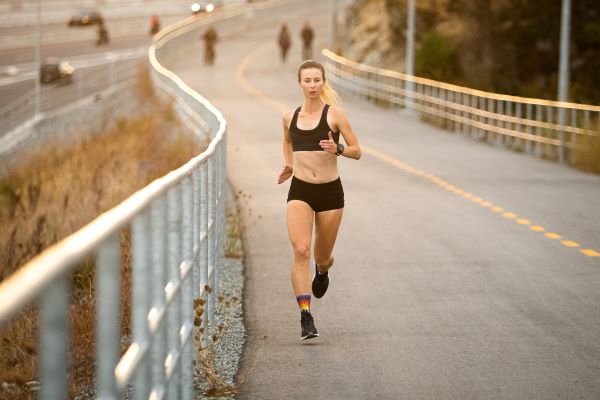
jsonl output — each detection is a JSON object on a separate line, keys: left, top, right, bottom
{"left": 335, "top": 143, "right": 345, "bottom": 156}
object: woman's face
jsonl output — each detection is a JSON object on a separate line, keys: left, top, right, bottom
{"left": 299, "top": 68, "right": 324, "bottom": 99}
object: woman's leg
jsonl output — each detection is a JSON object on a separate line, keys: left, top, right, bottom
{"left": 288, "top": 200, "right": 320, "bottom": 339}
{"left": 314, "top": 208, "right": 343, "bottom": 274}
{"left": 287, "top": 200, "right": 314, "bottom": 297}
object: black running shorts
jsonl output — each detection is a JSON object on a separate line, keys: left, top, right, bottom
{"left": 287, "top": 176, "right": 344, "bottom": 212}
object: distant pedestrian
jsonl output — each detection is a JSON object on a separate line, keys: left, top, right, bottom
{"left": 277, "top": 24, "right": 291, "bottom": 63}
{"left": 96, "top": 22, "right": 109, "bottom": 46}
{"left": 277, "top": 60, "right": 361, "bottom": 340}
{"left": 202, "top": 26, "right": 219, "bottom": 66}
{"left": 149, "top": 15, "right": 160, "bottom": 35}
{"left": 300, "top": 21, "right": 314, "bottom": 61}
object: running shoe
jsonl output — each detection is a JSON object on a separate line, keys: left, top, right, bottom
{"left": 311, "top": 263, "right": 329, "bottom": 299}
{"left": 300, "top": 310, "right": 319, "bottom": 340}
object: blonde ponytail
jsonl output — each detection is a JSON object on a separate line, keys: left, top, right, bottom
{"left": 321, "top": 80, "right": 342, "bottom": 107}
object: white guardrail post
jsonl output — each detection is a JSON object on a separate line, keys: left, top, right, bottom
{"left": 322, "top": 49, "right": 600, "bottom": 163}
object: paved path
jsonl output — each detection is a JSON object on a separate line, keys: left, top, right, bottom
{"left": 172, "top": 9, "right": 600, "bottom": 400}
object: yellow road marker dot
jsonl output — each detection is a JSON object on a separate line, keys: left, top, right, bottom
{"left": 516, "top": 218, "right": 530, "bottom": 225}
{"left": 502, "top": 212, "right": 517, "bottom": 219}
{"left": 480, "top": 201, "right": 492, "bottom": 207}
{"left": 462, "top": 192, "right": 474, "bottom": 199}
{"left": 491, "top": 206, "right": 504, "bottom": 212}
{"left": 561, "top": 240, "right": 580, "bottom": 248}
{"left": 446, "top": 184, "right": 456, "bottom": 191}
{"left": 414, "top": 170, "right": 425, "bottom": 176}
{"left": 545, "top": 232, "right": 561, "bottom": 239}
{"left": 471, "top": 196, "right": 482, "bottom": 203}
{"left": 581, "top": 249, "right": 600, "bottom": 257}
{"left": 530, "top": 225, "right": 545, "bottom": 232}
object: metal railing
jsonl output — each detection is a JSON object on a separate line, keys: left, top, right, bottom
{"left": 0, "top": 11, "right": 228, "bottom": 400}
{"left": 322, "top": 49, "right": 600, "bottom": 164}
{"left": 0, "top": 1, "right": 326, "bottom": 399}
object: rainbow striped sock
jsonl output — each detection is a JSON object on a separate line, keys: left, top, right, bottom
{"left": 296, "top": 294, "right": 311, "bottom": 313}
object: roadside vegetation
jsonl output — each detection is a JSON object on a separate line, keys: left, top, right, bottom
{"left": 343, "top": 0, "right": 600, "bottom": 104}
{"left": 572, "top": 122, "right": 600, "bottom": 174}
{"left": 0, "top": 65, "right": 206, "bottom": 399}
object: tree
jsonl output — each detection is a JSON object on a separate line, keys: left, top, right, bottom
{"left": 415, "top": 31, "right": 459, "bottom": 81}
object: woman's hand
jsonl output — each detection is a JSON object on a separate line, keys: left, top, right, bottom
{"left": 277, "top": 164, "right": 293, "bottom": 184}
{"left": 319, "top": 131, "right": 337, "bottom": 154}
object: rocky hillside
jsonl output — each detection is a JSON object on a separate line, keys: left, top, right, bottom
{"left": 337, "top": 0, "right": 600, "bottom": 104}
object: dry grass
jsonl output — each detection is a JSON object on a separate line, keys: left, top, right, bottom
{"left": 224, "top": 206, "right": 244, "bottom": 259}
{"left": 0, "top": 64, "right": 205, "bottom": 399}
{"left": 572, "top": 130, "right": 600, "bottom": 174}
{"left": 194, "top": 294, "right": 241, "bottom": 397}
{"left": 193, "top": 293, "right": 267, "bottom": 398}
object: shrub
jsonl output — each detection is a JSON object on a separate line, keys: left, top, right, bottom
{"left": 572, "top": 131, "right": 600, "bottom": 174}
{"left": 415, "top": 31, "right": 459, "bottom": 82}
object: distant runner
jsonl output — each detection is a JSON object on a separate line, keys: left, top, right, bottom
{"left": 202, "top": 26, "right": 219, "bottom": 66}
{"left": 277, "top": 24, "right": 292, "bottom": 63}
{"left": 277, "top": 60, "right": 362, "bottom": 340}
{"left": 300, "top": 21, "right": 314, "bottom": 60}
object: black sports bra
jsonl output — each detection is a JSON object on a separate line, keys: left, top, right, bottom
{"left": 289, "top": 104, "right": 340, "bottom": 152}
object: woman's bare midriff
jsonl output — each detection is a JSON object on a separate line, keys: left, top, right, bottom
{"left": 293, "top": 151, "right": 339, "bottom": 183}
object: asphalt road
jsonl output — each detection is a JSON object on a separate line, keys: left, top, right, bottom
{"left": 0, "top": 34, "right": 152, "bottom": 67}
{"left": 171, "top": 10, "right": 600, "bottom": 400}
{"left": 0, "top": 37, "right": 151, "bottom": 140}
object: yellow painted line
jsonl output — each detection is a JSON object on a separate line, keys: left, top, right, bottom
{"left": 235, "top": 42, "right": 288, "bottom": 113}
{"left": 561, "top": 240, "right": 580, "bottom": 248}
{"left": 545, "top": 232, "right": 562, "bottom": 240}
{"left": 236, "top": 41, "right": 600, "bottom": 262}
{"left": 581, "top": 249, "right": 600, "bottom": 257}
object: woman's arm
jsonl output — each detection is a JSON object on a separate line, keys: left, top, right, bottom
{"left": 330, "top": 106, "right": 361, "bottom": 160}
{"left": 277, "top": 111, "right": 294, "bottom": 184}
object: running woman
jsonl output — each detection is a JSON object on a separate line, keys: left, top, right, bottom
{"left": 277, "top": 60, "right": 361, "bottom": 340}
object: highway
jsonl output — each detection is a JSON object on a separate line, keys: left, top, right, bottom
{"left": 0, "top": 36, "right": 152, "bottom": 111}
{"left": 170, "top": 8, "right": 600, "bottom": 400}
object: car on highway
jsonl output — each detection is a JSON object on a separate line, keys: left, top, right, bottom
{"left": 68, "top": 10, "right": 104, "bottom": 27}
{"left": 40, "top": 58, "right": 74, "bottom": 84}
{"left": 190, "top": 1, "right": 223, "bottom": 15}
